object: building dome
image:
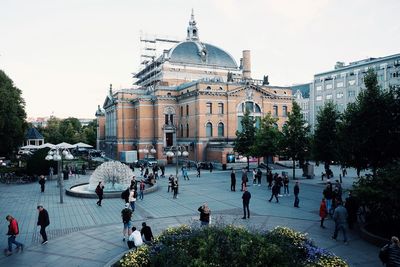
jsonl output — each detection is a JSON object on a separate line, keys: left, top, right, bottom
{"left": 169, "top": 41, "right": 238, "bottom": 69}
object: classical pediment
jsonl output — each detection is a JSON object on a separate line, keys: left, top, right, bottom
{"left": 227, "top": 84, "right": 277, "bottom": 98}
{"left": 103, "top": 95, "right": 114, "bottom": 108}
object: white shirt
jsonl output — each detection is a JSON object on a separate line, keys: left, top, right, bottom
{"left": 128, "top": 230, "right": 143, "bottom": 247}
{"left": 129, "top": 191, "right": 136, "bottom": 202}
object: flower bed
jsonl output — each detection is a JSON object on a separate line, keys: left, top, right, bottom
{"left": 115, "top": 225, "right": 347, "bottom": 267}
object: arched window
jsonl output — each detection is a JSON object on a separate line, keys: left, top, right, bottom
{"left": 180, "top": 124, "right": 183, "bottom": 137}
{"left": 206, "top": 122, "right": 213, "bottom": 137}
{"left": 206, "top": 86, "right": 211, "bottom": 90}
{"left": 237, "top": 101, "right": 262, "bottom": 132}
{"left": 186, "top": 123, "right": 189, "bottom": 137}
{"left": 218, "top": 122, "right": 224, "bottom": 137}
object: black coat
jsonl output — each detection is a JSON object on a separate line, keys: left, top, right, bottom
{"left": 231, "top": 172, "right": 236, "bottom": 184}
{"left": 294, "top": 185, "right": 300, "bottom": 196}
{"left": 37, "top": 209, "right": 50, "bottom": 227}
{"left": 242, "top": 191, "right": 251, "bottom": 204}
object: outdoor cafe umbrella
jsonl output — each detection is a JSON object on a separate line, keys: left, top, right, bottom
{"left": 73, "top": 142, "right": 93, "bottom": 148}
{"left": 56, "top": 142, "right": 76, "bottom": 149}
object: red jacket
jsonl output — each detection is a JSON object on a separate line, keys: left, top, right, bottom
{"left": 319, "top": 201, "right": 328, "bottom": 218}
{"left": 8, "top": 219, "right": 19, "bottom": 235}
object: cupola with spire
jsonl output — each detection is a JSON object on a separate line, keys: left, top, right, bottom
{"left": 186, "top": 9, "right": 199, "bottom": 41}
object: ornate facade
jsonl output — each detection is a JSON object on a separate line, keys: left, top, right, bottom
{"left": 96, "top": 11, "right": 293, "bottom": 165}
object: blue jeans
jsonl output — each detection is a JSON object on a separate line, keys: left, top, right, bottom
{"left": 326, "top": 199, "right": 332, "bottom": 214}
{"left": 8, "top": 235, "right": 23, "bottom": 252}
{"left": 130, "top": 201, "right": 135, "bottom": 212}
{"left": 333, "top": 223, "right": 347, "bottom": 242}
{"left": 139, "top": 190, "right": 144, "bottom": 200}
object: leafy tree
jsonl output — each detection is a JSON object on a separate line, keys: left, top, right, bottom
{"left": 59, "top": 117, "right": 82, "bottom": 144}
{"left": 234, "top": 110, "right": 256, "bottom": 170}
{"left": 339, "top": 69, "right": 400, "bottom": 175}
{"left": 252, "top": 113, "right": 281, "bottom": 169}
{"left": 41, "top": 116, "right": 63, "bottom": 144}
{"left": 81, "top": 120, "right": 97, "bottom": 147}
{"left": 0, "top": 70, "right": 28, "bottom": 157}
{"left": 281, "top": 102, "right": 310, "bottom": 179}
{"left": 312, "top": 101, "right": 341, "bottom": 172}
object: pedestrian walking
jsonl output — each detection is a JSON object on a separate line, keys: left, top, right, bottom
{"left": 257, "top": 168, "right": 262, "bottom": 186}
{"left": 49, "top": 167, "right": 54, "bottom": 180}
{"left": 167, "top": 175, "right": 173, "bottom": 192}
{"left": 4, "top": 215, "right": 23, "bottom": 256}
{"left": 319, "top": 198, "right": 328, "bottom": 228}
{"left": 344, "top": 191, "right": 358, "bottom": 229}
{"left": 379, "top": 236, "right": 400, "bottom": 267}
{"left": 331, "top": 201, "right": 348, "bottom": 244}
{"left": 38, "top": 175, "right": 46, "bottom": 193}
{"left": 269, "top": 181, "right": 279, "bottom": 203}
{"left": 198, "top": 202, "right": 211, "bottom": 226}
{"left": 267, "top": 170, "right": 273, "bottom": 189}
{"left": 172, "top": 178, "right": 179, "bottom": 199}
{"left": 196, "top": 162, "right": 201, "bottom": 177}
{"left": 37, "top": 205, "right": 50, "bottom": 245}
{"left": 209, "top": 162, "right": 213, "bottom": 173}
{"left": 121, "top": 203, "right": 133, "bottom": 241}
{"left": 139, "top": 180, "right": 145, "bottom": 200}
{"left": 95, "top": 182, "right": 104, "bottom": 206}
{"left": 230, "top": 169, "right": 236, "bottom": 191}
{"left": 182, "top": 166, "right": 189, "bottom": 180}
{"left": 160, "top": 165, "right": 165, "bottom": 178}
{"left": 141, "top": 222, "right": 154, "bottom": 244}
{"left": 129, "top": 188, "right": 137, "bottom": 211}
{"left": 252, "top": 169, "right": 257, "bottom": 185}
{"left": 283, "top": 175, "right": 289, "bottom": 196}
{"left": 121, "top": 187, "right": 130, "bottom": 204}
{"left": 293, "top": 181, "right": 300, "bottom": 208}
{"left": 242, "top": 187, "right": 251, "bottom": 219}
{"left": 323, "top": 183, "right": 333, "bottom": 215}
{"left": 241, "top": 169, "right": 248, "bottom": 191}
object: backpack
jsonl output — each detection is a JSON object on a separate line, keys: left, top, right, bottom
{"left": 95, "top": 186, "right": 100, "bottom": 195}
{"left": 379, "top": 244, "right": 389, "bottom": 264}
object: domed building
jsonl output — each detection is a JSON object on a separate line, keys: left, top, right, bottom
{"left": 96, "top": 11, "right": 293, "bottom": 167}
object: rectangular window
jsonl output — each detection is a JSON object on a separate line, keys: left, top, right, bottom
{"left": 348, "top": 80, "right": 356, "bottom": 86}
{"left": 165, "top": 114, "right": 169, "bottom": 124}
{"left": 316, "top": 85, "right": 322, "bottom": 91}
{"left": 218, "top": 103, "right": 224, "bottom": 114}
{"left": 169, "top": 115, "right": 174, "bottom": 124}
{"left": 273, "top": 105, "right": 278, "bottom": 116}
{"left": 206, "top": 103, "right": 212, "bottom": 114}
{"left": 336, "top": 92, "right": 344, "bottom": 99}
{"left": 326, "top": 84, "right": 333, "bottom": 90}
{"left": 348, "top": 90, "right": 355, "bottom": 97}
{"left": 336, "top": 82, "right": 344, "bottom": 88}
{"left": 186, "top": 105, "right": 189, "bottom": 116}
{"left": 282, "top": 106, "right": 288, "bottom": 117}
{"left": 326, "top": 94, "right": 333, "bottom": 100}
{"left": 180, "top": 106, "right": 183, "bottom": 117}
{"left": 316, "top": 95, "right": 322, "bottom": 101}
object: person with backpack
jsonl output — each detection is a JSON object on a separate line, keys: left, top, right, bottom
{"left": 95, "top": 182, "right": 104, "bottom": 206}
{"left": 5, "top": 215, "right": 23, "bottom": 256}
{"left": 380, "top": 236, "right": 400, "bottom": 267}
{"left": 121, "top": 203, "right": 133, "bottom": 241}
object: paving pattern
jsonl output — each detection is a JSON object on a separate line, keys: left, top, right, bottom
{"left": 0, "top": 165, "right": 381, "bottom": 266}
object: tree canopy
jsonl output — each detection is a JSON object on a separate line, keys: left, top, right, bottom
{"left": 0, "top": 70, "right": 27, "bottom": 157}
{"left": 312, "top": 101, "right": 341, "bottom": 171}
{"left": 281, "top": 101, "right": 310, "bottom": 179}
{"left": 234, "top": 110, "right": 256, "bottom": 169}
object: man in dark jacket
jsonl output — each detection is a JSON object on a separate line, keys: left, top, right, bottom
{"left": 294, "top": 181, "right": 300, "bottom": 208}
{"left": 96, "top": 182, "right": 104, "bottom": 206}
{"left": 230, "top": 169, "right": 236, "bottom": 191}
{"left": 332, "top": 201, "right": 348, "bottom": 244}
{"left": 344, "top": 191, "right": 358, "bottom": 229}
{"left": 242, "top": 187, "right": 251, "bottom": 219}
{"left": 5, "top": 215, "right": 23, "bottom": 255}
{"left": 38, "top": 175, "right": 46, "bottom": 193}
{"left": 141, "top": 222, "right": 154, "bottom": 244}
{"left": 269, "top": 181, "right": 279, "bottom": 203}
{"left": 37, "top": 205, "right": 50, "bottom": 244}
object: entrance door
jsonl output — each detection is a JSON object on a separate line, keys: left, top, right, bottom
{"left": 166, "top": 133, "right": 173, "bottom": 147}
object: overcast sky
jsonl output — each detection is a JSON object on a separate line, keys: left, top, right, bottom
{"left": 1, "top": 0, "right": 399, "bottom": 119}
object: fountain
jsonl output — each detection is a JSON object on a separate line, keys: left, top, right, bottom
{"left": 66, "top": 161, "right": 157, "bottom": 198}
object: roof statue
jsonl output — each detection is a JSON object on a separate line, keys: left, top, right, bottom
{"left": 262, "top": 75, "right": 269, "bottom": 85}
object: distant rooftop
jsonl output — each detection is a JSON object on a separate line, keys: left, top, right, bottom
{"left": 25, "top": 127, "right": 44, "bottom": 140}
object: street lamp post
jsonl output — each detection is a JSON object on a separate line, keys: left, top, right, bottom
{"left": 45, "top": 148, "right": 74, "bottom": 203}
{"left": 138, "top": 145, "right": 156, "bottom": 161}
{"left": 165, "top": 146, "right": 189, "bottom": 179}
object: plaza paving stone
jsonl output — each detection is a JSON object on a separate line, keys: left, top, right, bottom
{"left": 0, "top": 164, "right": 381, "bottom": 266}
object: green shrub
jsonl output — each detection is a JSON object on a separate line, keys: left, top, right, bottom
{"left": 116, "top": 225, "right": 348, "bottom": 267}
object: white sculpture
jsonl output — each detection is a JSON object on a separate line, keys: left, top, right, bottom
{"left": 89, "top": 161, "right": 133, "bottom": 192}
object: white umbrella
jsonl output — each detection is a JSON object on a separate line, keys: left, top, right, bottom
{"left": 38, "top": 143, "right": 56, "bottom": 149}
{"left": 20, "top": 144, "right": 38, "bottom": 149}
{"left": 73, "top": 142, "right": 93, "bottom": 148}
{"left": 56, "top": 142, "right": 75, "bottom": 149}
